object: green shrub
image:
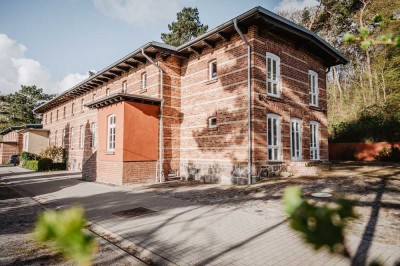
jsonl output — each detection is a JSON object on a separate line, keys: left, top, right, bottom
{"left": 20, "top": 151, "right": 39, "bottom": 161}
{"left": 40, "top": 146, "right": 65, "bottom": 163}
{"left": 51, "top": 162, "right": 67, "bottom": 171}
{"left": 23, "top": 160, "right": 39, "bottom": 171}
{"left": 37, "top": 158, "right": 53, "bottom": 171}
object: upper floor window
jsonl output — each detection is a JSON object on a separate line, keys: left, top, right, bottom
{"left": 106, "top": 88, "right": 110, "bottom": 96}
{"left": 92, "top": 93, "right": 96, "bottom": 101}
{"left": 209, "top": 60, "right": 217, "bottom": 80}
{"left": 50, "top": 112, "right": 52, "bottom": 123}
{"left": 55, "top": 130, "right": 58, "bottom": 146}
{"left": 81, "top": 99, "right": 85, "bottom": 112}
{"left": 63, "top": 106, "right": 66, "bottom": 118}
{"left": 266, "top": 53, "right": 281, "bottom": 97}
{"left": 44, "top": 114, "right": 47, "bottom": 125}
{"left": 107, "top": 115, "right": 116, "bottom": 152}
{"left": 141, "top": 72, "right": 147, "bottom": 90}
{"left": 208, "top": 116, "right": 217, "bottom": 128}
{"left": 122, "top": 81, "right": 127, "bottom": 93}
{"left": 309, "top": 70, "right": 318, "bottom": 107}
{"left": 91, "top": 123, "right": 97, "bottom": 148}
{"left": 79, "top": 125, "right": 84, "bottom": 148}
{"left": 56, "top": 110, "right": 59, "bottom": 121}
{"left": 71, "top": 103, "right": 75, "bottom": 115}
{"left": 310, "top": 121, "right": 320, "bottom": 160}
{"left": 267, "top": 114, "right": 281, "bottom": 161}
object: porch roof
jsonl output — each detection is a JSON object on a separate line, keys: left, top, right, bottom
{"left": 85, "top": 93, "right": 162, "bottom": 109}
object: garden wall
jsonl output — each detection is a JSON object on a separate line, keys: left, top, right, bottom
{"left": 329, "top": 142, "right": 400, "bottom": 161}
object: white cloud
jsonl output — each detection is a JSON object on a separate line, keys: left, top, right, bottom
{"left": 275, "top": 0, "right": 318, "bottom": 12}
{"left": 92, "top": 0, "right": 189, "bottom": 26}
{"left": 0, "top": 33, "right": 88, "bottom": 95}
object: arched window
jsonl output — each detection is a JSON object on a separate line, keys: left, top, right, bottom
{"left": 266, "top": 52, "right": 281, "bottom": 97}
{"left": 107, "top": 115, "right": 116, "bottom": 151}
{"left": 308, "top": 70, "right": 319, "bottom": 107}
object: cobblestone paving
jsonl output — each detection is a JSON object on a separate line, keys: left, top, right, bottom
{"left": 1, "top": 166, "right": 399, "bottom": 266}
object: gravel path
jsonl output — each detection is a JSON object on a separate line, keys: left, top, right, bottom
{"left": 0, "top": 180, "right": 141, "bottom": 266}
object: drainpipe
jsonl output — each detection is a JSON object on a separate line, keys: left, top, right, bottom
{"left": 141, "top": 48, "right": 164, "bottom": 183}
{"left": 234, "top": 19, "right": 252, "bottom": 185}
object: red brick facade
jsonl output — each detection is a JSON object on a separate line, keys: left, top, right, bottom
{"left": 36, "top": 7, "right": 346, "bottom": 185}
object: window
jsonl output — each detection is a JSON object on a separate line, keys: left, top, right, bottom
{"left": 209, "top": 60, "right": 217, "bottom": 80}
{"left": 70, "top": 127, "right": 74, "bottom": 148}
{"left": 91, "top": 123, "right": 96, "bottom": 148}
{"left": 55, "top": 130, "right": 58, "bottom": 146}
{"left": 81, "top": 99, "right": 85, "bottom": 112}
{"left": 23, "top": 134, "right": 28, "bottom": 151}
{"left": 122, "top": 81, "right": 127, "bottom": 93}
{"left": 208, "top": 116, "right": 217, "bottom": 128}
{"left": 63, "top": 106, "right": 66, "bottom": 118}
{"left": 80, "top": 125, "right": 84, "bottom": 148}
{"left": 107, "top": 115, "right": 116, "bottom": 151}
{"left": 56, "top": 110, "right": 59, "bottom": 121}
{"left": 71, "top": 103, "right": 75, "bottom": 115}
{"left": 141, "top": 72, "right": 147, "bottom": 90}
{"left": 309, "top": 70, "right": 318, "bottom": 106}
{"left": 44, "top": 114, "right": 47, "bottom": 125}
{"left": 310, "top": 121, "right": 320, "bottom": 160}
{"left": 62, "top": 129, "right": 66, "bottom": 148}
{"left": 290, "top": 118, "right": 302, "bottom": 161}
{"left": 106, "top": 88, "right": 110, "bottom": 96}
{"left": 266, "top": 53, "right": 281, "bottom": 97}
{"left": 50, "top": 112, "right": 52, "bottom": 123}
{"left": 267, "top": 114, "right": 281, "bottom": 161}
{"left": 92, "top": 93, "right": 96, "bottom": 101}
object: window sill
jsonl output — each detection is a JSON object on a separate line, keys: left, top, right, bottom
{"left": 205, "top": 78, "right": 218, "bottom": 85}
{"left": 259, "top": 94, "right": 284, "bottom": 103}
{"left": 309, "top": 105, "right": 321, "bottom": 111}
{"left": 105, "top": 151, "right": 115, "bottom": 155}
{"left": 140, "top": 89, "right": 147, "bottom": 93}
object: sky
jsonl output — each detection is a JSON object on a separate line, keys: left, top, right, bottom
{"left": 0, "top": 0, "right": 317, "bottom": 95}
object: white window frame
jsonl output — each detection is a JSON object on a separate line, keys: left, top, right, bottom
{"left": 290, "top": 118, "right": 303, "bottom": 161}
{"left": 267, "top": 114, "right": 282, "bottom": 161}
{"left": 266, "top": 53, "right": 281, "bottom": 97}
{"left": 70, "top": 127, "right": 74, "bottom": 149}
{"left": 309, "top": 70, "right": 319, "bottom": 107}
{"left": 106, "top": 88, "right": 110, "bottom": 96}
{"left": 80, "top": 125, "right": 84, "bottom": 148}
{"left": 141, "top": 72, "right": 147, "bottom": 90}
{"left": 107, "top": 114, "right": 116, "bottom": 152}
{"left": 209, "top": 60, "right": 217, "bottom": 80}
{"left": 23, "top": 134, "right": 29, "bottom": 151}
{"left": 91, "top": 122, "right": 96, "bottom": 148}
{"left": 122, "top": 81, "right": 127, "bottom": 93}
{"left": 208, "top": 116, "right": 217, "bottom": 128}
{"left": 71, "top": 103, "right": 75, "bottom": 115}
{"left": 310, "top": 121, "right": 320, "bottom": 160}
{"left": 62, "top": 129, "right": 66, "bottom": 148}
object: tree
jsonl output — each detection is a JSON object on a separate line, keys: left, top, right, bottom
{"left": 0, "top": 85, "right": 54, "bottom": 130}
{"left": 161, "top": 7, "right": 208, "bottom": 46}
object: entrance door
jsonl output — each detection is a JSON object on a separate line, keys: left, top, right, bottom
{"left": 290, "top": 118, "right": 302, "bottom": 161}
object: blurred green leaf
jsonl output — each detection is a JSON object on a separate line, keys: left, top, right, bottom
{"left": 34, "top": 206, "right": 96, "bottom": 266}
{"left": 361, "top": 40, "right": 373, "bottom": 50}
{"left": 359, "top": 28, "right": 369, "bottom": 38}
{"left": 283, "top": 186, "right": 357, "bottom": 256}
{"left": 373, "top": 13, "right": 383, "bottom": 23}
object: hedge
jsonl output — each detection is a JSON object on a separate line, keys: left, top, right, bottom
{"left": 22, "top": 158, "right": 67, "bottom": 172}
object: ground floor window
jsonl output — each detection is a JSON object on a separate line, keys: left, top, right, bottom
{"left": 267, "top": 114, "right": 281, "bottom": 161}
{"left": 290, "top": 118, "right": 302, "bottom": 160}
{"left": 107, "top": 115, "right": 116, "bottom": 151}
{"left": 310, "top": 121, "right": 320, "bottom": 160}
{"left": 91, "top": 123, "right": 96, "bottom": 148}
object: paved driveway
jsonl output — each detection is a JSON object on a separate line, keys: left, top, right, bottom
{"left": 1, "top": 167, "right": 399, "bottom": 266}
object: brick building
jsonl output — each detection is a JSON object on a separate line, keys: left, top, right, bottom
{"left": 0, "top": 124, "right": 43, "bottom": 164}
{"left": 33, "top": 7, "right": 348, "bottom": 185}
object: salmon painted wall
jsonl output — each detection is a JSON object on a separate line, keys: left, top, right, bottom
{"left": 97, "top": 101, "right": 159, "bottom": 162}
{"left": 123, "top": 102, "right": 159, "bottom": 161}
{"left": 98, "top": 102, "right": 124, "bottom": 162}
{"left": 329, "top": 142, "right": 400, "bottom": 161}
